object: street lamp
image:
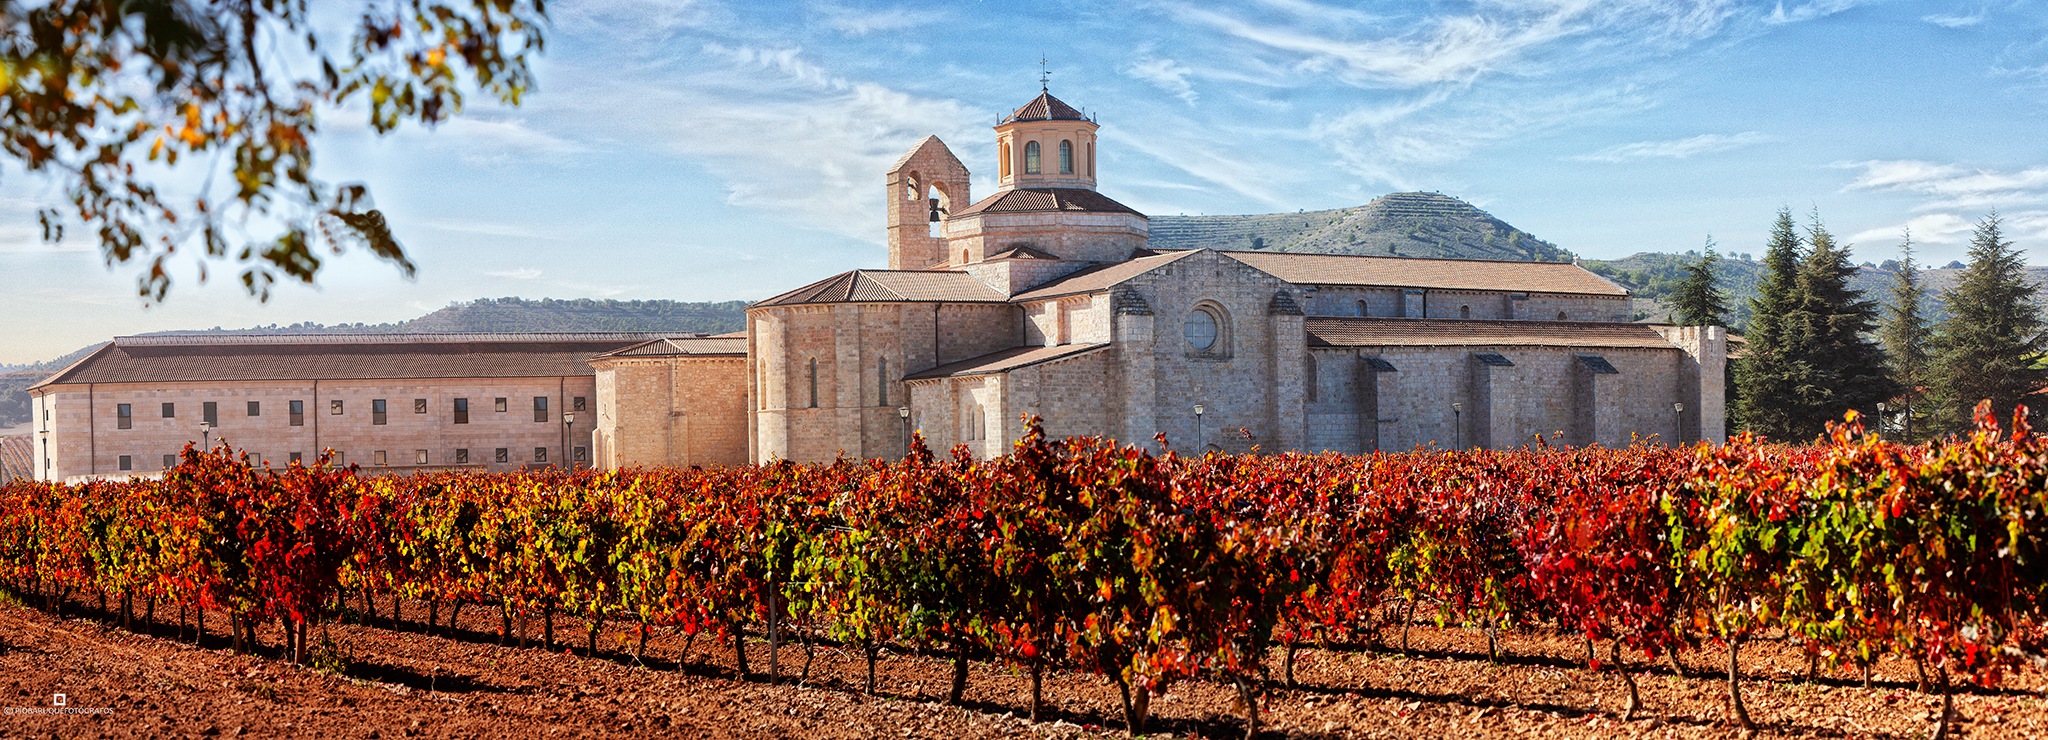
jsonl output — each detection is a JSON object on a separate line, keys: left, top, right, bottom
{"left": 1193, "top": 405, "right": 1206, "bottom": 453}
{"left": 1672, "top": 402, "right": 1685, "bottom": 445}
{"left": 1877, "top": 402, "right": 1888, "bottom": 441}
{"left": 561, "top": 412, "right": 576, "bottom": 470}
{"left": 199, "top": 421, "right": 211, "bottom": 450}
{"left": 898, "top": 406, "right": 911, "bottom": 457}
{"left": 1451, "top": 403, "right": 1462, "bottom": 451}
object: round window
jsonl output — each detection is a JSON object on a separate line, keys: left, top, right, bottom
{"left": 1184, "top": 308, "right": 1218, "bottom": 350}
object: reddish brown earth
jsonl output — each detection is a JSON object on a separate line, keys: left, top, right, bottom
{"left": 2, "top": 596, "right": 2045, "bottom": 739}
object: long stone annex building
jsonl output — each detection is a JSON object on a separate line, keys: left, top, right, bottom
{"left": 26, "top": 88, "right": 1725, "bottom": 481}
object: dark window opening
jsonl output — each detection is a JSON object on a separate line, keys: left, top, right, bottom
{"left": 534, "top": 447, "right": 548, "bottom": 463}
{"left": 372, "top": 399, "right": 387, "bottom": 425}
{"left": 289, "top": 400, "right": 304, "bottom": 426}
{"left": 117, "top": 403, "right": 132, "bottom": 430}
{"left": 455, "top": 448, "right": 469, "bottom": 464}
{"left": 495, "top": 398, "right": 507, "bottom": 412}
{"left": 533, "top": 396, "right": 548, "bottom": 423}
{"left": 331, "top": 399, "right": 344, "bottom": 415}
{"left": 494, "top": 448, "right": 509, "bottom": 463}
{"left": 203, "top": 401, "right": 218, "bottom": 426}
{"left": 118, "top": 455, "right": 131, "bottom": 471}
{"left": 573, "top": 396, "right": 586, "bottom": 412}
{"left": 454, "top": 398, "right": 469, "bottom": 424}
{"left": 247, "top": 400, "right": 260, "bottom": 417}
{"left": 414, "top": 398, "right": 427, "bottom": 414}
{"left": 162, "top": 402, "right": 175, "bottom": 418}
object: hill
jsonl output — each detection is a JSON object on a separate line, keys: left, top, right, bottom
{"left": 1147, "top": 191, "right": 1574, "bottom": 262}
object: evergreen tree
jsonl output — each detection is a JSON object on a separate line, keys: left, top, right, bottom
{"left": 1670, "top": 236, "right": 1728, "bottom": 326}
{"left": 1781, "top": 215, "right": 1895, "bottom": 440}
{"left": 1929, "top": 214, "right": 2048, "bottom": 433}
{"left": 1879, "top": 230, "right": 1931, "bottom": 440}
{"left": 1734, "top": 208, "right": 1805, "bottom": 439}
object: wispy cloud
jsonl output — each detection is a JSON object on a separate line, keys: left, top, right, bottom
{"left": 1922, "top": 11, "right": 1985, "bottom": 28}
{"left": 485, "top": 267, "right": 543, "bottom": 280}
{"left": 810, "top": 2, "right": 930, "bottom": 36}
{"left": 419, "top": 218, "right": 550, "bottom": 240}
{"left": 1848, "top": 213, "right": 1974, "bottom": 245}
{"left": 1125, "top": 55, "right": 1200, "bottom": 105}
{"left": 1838, "top": 159, "right": 2048, "bottom": 211}
{"left": 1765, "top": 0, "right": 1870, "bottom": 25}
{"left": 1571, "top": 131, "right": 1774, "bottom": 163}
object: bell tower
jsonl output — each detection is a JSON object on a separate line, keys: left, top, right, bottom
{"left": 994, "top": 87, "right": 1099, "bottom": 192}
{"left": 884, "top": 135, "right": 970, "bottom": 271}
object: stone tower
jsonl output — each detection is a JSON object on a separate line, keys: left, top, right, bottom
{"left": 885, "top": 136, "right": 970, "bottom": 271}
{"left": 994, "top": 89, "right": 1099, "bottom": 192}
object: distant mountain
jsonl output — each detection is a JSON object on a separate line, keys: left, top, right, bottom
{"left": 1586, "top": 252, "right": 2048, "bottom": 328}
{"left": 135, "top": 297, "right": 752, "bottom": 338}
{"left": 1148, "top": 191, "right": 1575, "bottom": 262}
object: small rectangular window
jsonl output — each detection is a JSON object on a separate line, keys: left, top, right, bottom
{"left": 372, "top": 399, "right": 387, "bottom": 425}
{"left": 533, "top": 397, "right": 548, "bottom": 423}
{"left": 290, "top": 400, "right": 304, "bottom": 426}
{"left": 118, "top": 455, "right": 131, "bottom": 471}
{"left": 534, "top": 446, "right": 548, "bottom": 463}
{"left": 573, "top": 396, "right": 586, "bottom": 412}
{"left": 455, "top": 448, "right": 469, "bottom": 464}
{"left": 247, "top": 400, "right": 260, "bottom": 417}
{"left": 374, "top": 450, "right": 387, "bottom": 466}
{"left": 415, "top": 449, "right": 428, "bottom": 465}
{"left": 332, "top": 451, "right": 345, "bottom": 467}
{"left": 495, "top": 398, "right": 507, "bottom": 413}
{"left": 289, "top": 452, "right": 302, "bottom": 465}
{"left": 454, "top": 398, "right": 469, "bottom": 424}
{"left": 117, "top": 403, "right": 132, "bottom": 430}
{"left": 574, "top": 446, "right": 587, "bottom": 464}
{"left": 414, "top": 398, "right": 427, "bottom": 414}
{"left": 331, "top": 399, "right": 344, "bottom": 415}
{"left": 494, "top": 447, "right": 509, "bottom": 464}
{"left": 162, "top": 402, "right": 175, "bottom": 418}
{"left": 203, "top": 401, "right": 218, "bottom": 426}
{"left": 246, "top": 452, "right": 261, "bottom": 467}
{"left": 162, "top": 454, "right": 175, "bottom": 469}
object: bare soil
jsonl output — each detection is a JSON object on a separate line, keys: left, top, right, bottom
{"left": 3, "top": 595, "right": 2044, "bottom": 739}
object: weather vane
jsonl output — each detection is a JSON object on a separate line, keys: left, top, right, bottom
{"left": 1039, "top": 55, "right": 1050, "bottom": 90}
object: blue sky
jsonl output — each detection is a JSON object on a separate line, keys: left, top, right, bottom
{"left": 4, "top": 0, "right": 2047, "bottom": 364}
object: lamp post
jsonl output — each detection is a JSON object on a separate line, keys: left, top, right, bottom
{"left": 199, "top": 421, "right": 211, "bottom": 451}
{"left": 898, "top": 406, "right": 911, "bottom": 457}
{"left": 1672, "top": 402, "right": 1685, "bottom": 445}
{"left": 1193, "top": 404, "right": 1206, "bottom": 452}
{"left": 1451, "top": 403, "right": 1462, "bottom": 451}
{"left": 1877, "top": 402, "right": 1888, "bottom": 441}
{"left": 562, "top": 412, "right": 576, "bottom": 470}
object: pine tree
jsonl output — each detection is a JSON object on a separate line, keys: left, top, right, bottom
{"left": 1781, "top": 215, "right": 1895, "bottom": 440}
{"left": 1670, "top": 236, "right": 1728, "bottom": 327}
{"left": 1734, "top": 208, "right": 1805, "bottom": 439}
{"left": 1878, "top": 231, "right": 1930, "bottom": 440}
{"left": 1929, "top": 214, "right": 2048, "bottom": 433}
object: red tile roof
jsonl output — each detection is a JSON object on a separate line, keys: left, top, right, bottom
{"left": 1009, "top": 251, "right": 1201, "bottom": 302}
{"left": 905, "top": 344, "right": 1111, "bottom": 380}
{"left": 1306, "top": 317, "right": 1678, "bottom": 349}
{"left": 984, "top": 244, "right": 1061, "bottom": 261}
{"left": 1002, "top": 91, "right": 1088, "bottom": 123}
{"left": 953, "top": 188, "right": 1144, "bottom": 218}
{"left": 29, "top": 335, "right": 661, "bottom": 388}
{"left": 750, "top": 270, "right": 1008, "bottom": 307}
{"left": 1220, "top": 251, "right": 1630, "bottom": 296}
{"left": 591, "top": 337, "right": 749, "bottom": 359}
{"left": 888, "top": 135, "right": 966, "bottom": 173}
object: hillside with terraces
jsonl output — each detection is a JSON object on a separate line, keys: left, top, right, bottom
{"left": 1146, "top": 191, "right": 1574, "bottom": 262}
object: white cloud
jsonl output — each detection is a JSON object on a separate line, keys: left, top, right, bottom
{"left": 485, "top": 267, "right": 544, "bottom": 280}
{"left": 1765, "top": 0, "right": 1870, "bottom": 25}
{"left": 1922, "top": 11, "right": 1985, "bottom": 28}
{"left": 1125, "top": 56, "right": 1200, "bottom": 105}
{"left": 1838, "top": 159, "right": 2048, "bottom": 210}
{"left": 1571, "top": 131, "right": 1774, "bottom": 162}
{"left": 1848, "top": 213, "right": 1973, "bottom": 245}
{"left": 419, "top": 218, "right": 550, "bottom": 240}
{"left": 810, "top": 2, "right": 930, "bottom": 36}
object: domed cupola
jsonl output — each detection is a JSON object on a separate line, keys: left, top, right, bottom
{"left": 994, "top": 88, "right": 1099, "bottom": 192}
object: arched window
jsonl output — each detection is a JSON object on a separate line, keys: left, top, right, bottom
{"left": 1000, "top": 143, "right": 1011, "bottom": 178}
{"left": 1087, "top": 142, "right": 1094, "bottom": 177}
{"left": 1357, "top": 300, "right": 1369, "bottom": 317}
{"left": 1059, "top": 140, "right": 1073, "bottom": 174}
{"left": 1184, "top": 307, "right": 1219, "bottom": 350}
{"left": 1306, "top": 355, "right": 1319, "bottom": 403}
{"left": 961, "top": 249, "right": 969, "bottom": 264}
{"left": 807, "top": 358, "right": 818, "bottom": 408}
{"left": 904, "top": 173, "right": 920, "bottom": 201}
{"left": 1557, "top": 311, "right": 1568, "bottom": 321}
{"left": 1460, "top": 305, "right": 1471, "bottom": 319}
{"left": 1024, "top": 141, "right": 1041, "bottom": 174}
{"left": 877, "top": 356, "right": 889, "bottom": 405}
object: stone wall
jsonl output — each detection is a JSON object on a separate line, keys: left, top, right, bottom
{"left": 590, "top": 355, "right": 749, "bottom": 470}
{"left": 31, "top": 377, "right": 596, "bottom": 480}
{"left": 945, "top": 210, "right": 1149, "bottom": 264}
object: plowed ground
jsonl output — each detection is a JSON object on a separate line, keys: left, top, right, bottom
{"left": 2, "top": 596, "right": 2044, "bottom": 739}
